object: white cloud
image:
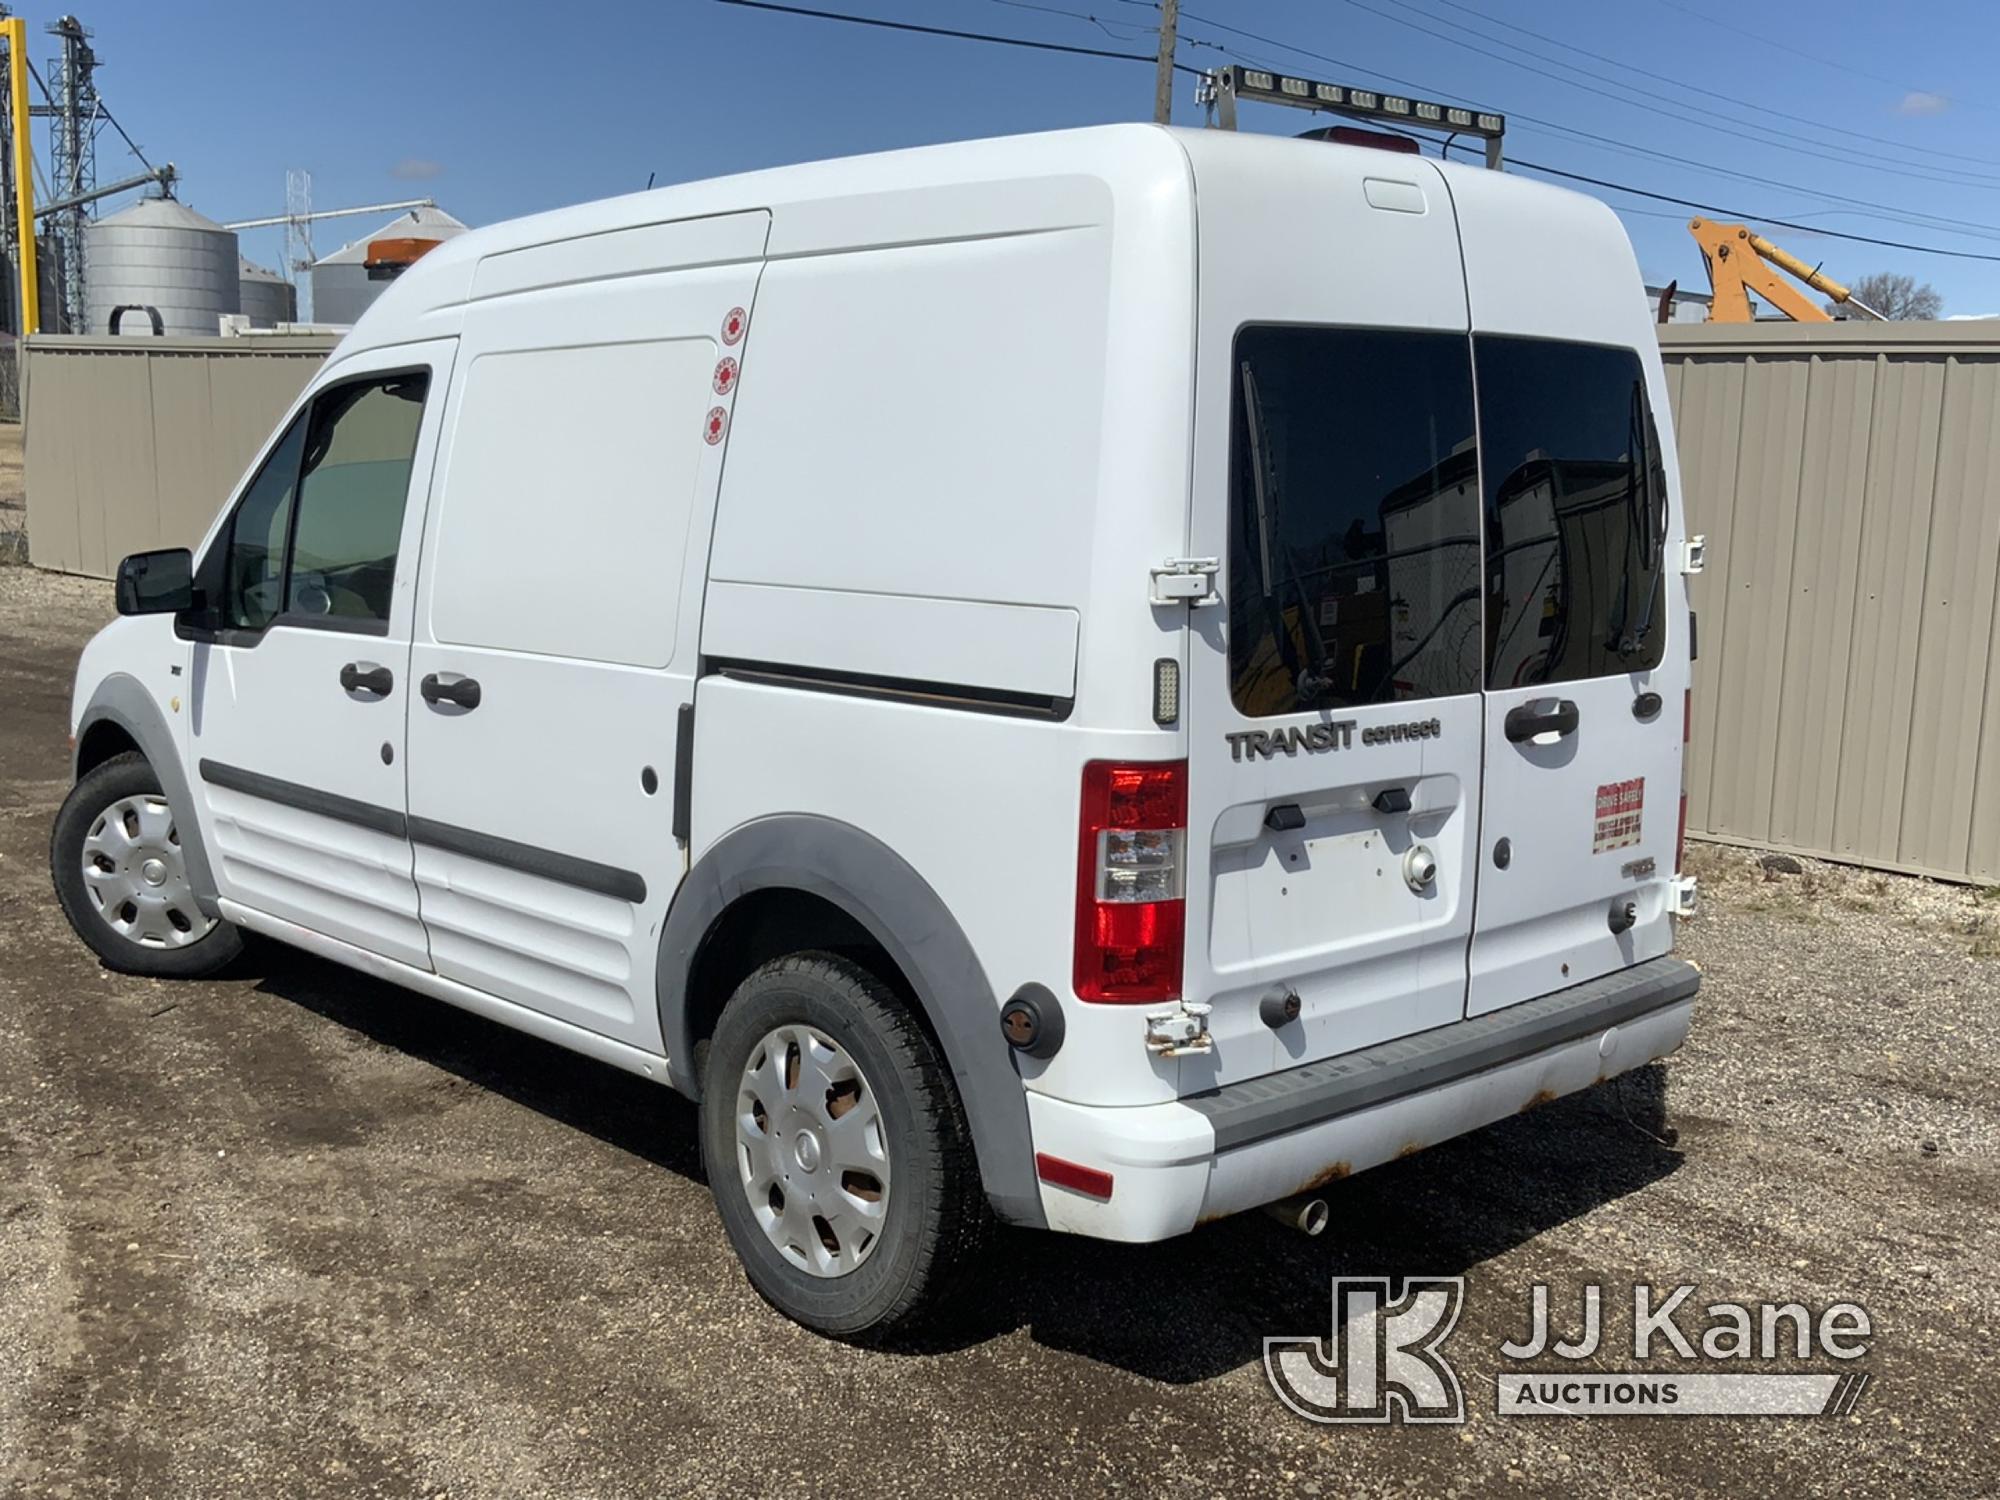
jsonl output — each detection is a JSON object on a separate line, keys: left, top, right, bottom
{"left": 1897, "top": 91, "right": 1949, "bottom": 116}
{"left": 391, "top": 157, "right": 444, "bottom": 181}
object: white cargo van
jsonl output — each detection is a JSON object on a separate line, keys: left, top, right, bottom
{"left": 54, "top": 125, "right": 1700, "bottom": 1337}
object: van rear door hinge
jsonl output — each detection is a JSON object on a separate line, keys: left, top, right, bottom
{"left": 1679, "top": 535, "right": 1706, "bottom": 576}
{"left": 1151, "top": 557, "right": 1221, "bottom": 607}
{"left": 1145, "top": 1001, "right": 1214, "bottom": 1057}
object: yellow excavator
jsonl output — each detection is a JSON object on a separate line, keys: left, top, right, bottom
{"left": 1682, "top": 218, "right": 1885, "bottom": 323}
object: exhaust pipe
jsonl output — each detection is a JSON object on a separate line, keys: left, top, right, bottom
{"left": 1263, "top": 1194, "right": 1330, "bottom": 1236}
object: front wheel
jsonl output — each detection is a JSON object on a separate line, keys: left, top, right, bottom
{"left": 699, "top": 953, "right": 989, "bottom": 1339}
{"left": 50, "top": 751, "right": 242, "bottom": 979}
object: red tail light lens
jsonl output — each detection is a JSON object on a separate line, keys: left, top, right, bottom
{"left": 1074, "top": 760, "right": 1187, "bottom": 1002}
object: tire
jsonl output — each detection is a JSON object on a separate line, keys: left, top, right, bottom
{"left": 50, "top": 751, "right": 243, "bottom": 979}
{"left": 700, "top": 953, "right": 990, "bottom": 1339}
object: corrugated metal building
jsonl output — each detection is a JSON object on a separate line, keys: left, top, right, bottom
{"left": 1662, "top": 320, "right": 2000, "bottom": 883}
{"left": 23, "top": 333, "right": 337, "bottom": 575}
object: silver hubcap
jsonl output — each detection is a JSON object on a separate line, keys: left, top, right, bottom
{"left": 735, "top": 1024, "right": 891, "bottom": 1277}
{"left": 79, "top": 794, "right": 215, "bottom": 949}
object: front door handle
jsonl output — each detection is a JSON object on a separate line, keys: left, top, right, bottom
{"left": 339, "top": 661, "right": 394, "bottom": 698}
{"left": 1504, "top": 698, "right": 1580, "bottom": 743}
{"left": 420, "top": 673, "right": 482, "bottom": 711}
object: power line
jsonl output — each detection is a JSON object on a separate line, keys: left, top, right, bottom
{"left": 1653, "top": 0, "right": 1982, "bottom": 112}
{"left": 712, "top": 0, "right": 1200, "bottom": 71}
{"left": 982, "top": 0, "right": 1274, "bottom": 73}
{"left": 1411, "top": 0, "right": 2000, "bottom": 171}
{"left": 981, "top": 0, "right": 1151, "bottom": 45}
{"left": 1176, "top": 4, "right": 2000, "bottom": 244}
{"left": 1441, "top": 145, "right": 2000, "bottom": 263}
{"left": 1493, "top": 116, "right": 2000, "bottom": 244}
{"left": 723, "top": 0, "right": 2000, "bottom": 264}
{"left": 1337, "top": 0, "right": 2000, "bottom": 192}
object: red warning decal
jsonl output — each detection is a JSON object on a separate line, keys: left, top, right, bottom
{"left": 703, "top": 406, "right": 728, "bottom": 445}
{"left": 721, "top": 306, "right": 746, "bottom": 345}
{"left": 1593, "top": 777, "right": 1645, "bottom": 853}
{"left": 713, "top": 356, "right": 739, "bottom": 395}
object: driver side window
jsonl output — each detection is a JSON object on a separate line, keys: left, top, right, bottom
{"left": 219, "top": 415, "right": 306, "bottom": 631}
{"left": 209, "top": 370, "right": 430, "bottom": 635}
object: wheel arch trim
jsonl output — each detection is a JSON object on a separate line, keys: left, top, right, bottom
{"left": 73, "top": 673, "right": 221, "bottom": 919}
{"left": 657, "top": 814, "right": 1045, "bottom": 1229}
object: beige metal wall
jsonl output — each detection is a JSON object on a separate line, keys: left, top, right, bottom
{"left": 1662, "top": 321, "right": 2000, "bottom": 884}
{"left": 24, "top": 334, "right": 334, "bottom": 577}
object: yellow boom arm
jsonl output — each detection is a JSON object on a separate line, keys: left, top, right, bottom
{"left": 1689, "top": 218, "right": 1882, "bottom": 324}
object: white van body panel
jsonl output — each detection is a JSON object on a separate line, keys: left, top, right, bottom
{"left": 64, "top": 125, "right": 1697, "bottom": 1248}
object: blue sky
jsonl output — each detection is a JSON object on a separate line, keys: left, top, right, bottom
{"left": 43, "top": 0, "right": 2000, "bottom": 313}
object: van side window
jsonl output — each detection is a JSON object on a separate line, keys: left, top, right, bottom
{"left": 1475, "top": 337, "right": 1667, "bottom": 687}
{"left": 218, "top": 415, "right": 308, "bottom": 631}
{"left": 284, "top": 374, "right": 430, "bottom": 627}
{"left": 1227, "top": 326, "right": 1481, "bottom": 717}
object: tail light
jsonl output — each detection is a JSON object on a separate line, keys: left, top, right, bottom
{"left": 1074, "top": 760, "right": 1186, "bottom": 1002}
{"left": 1677, "top": 689, "right": 1691, "bottom": 873}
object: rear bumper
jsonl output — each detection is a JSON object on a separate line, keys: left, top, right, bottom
{"left": 1027, "top": 956, "right": 1699, "bottom": 1241}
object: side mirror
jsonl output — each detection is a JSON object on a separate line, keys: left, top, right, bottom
{"left": 114, "top": 548, "right": 195, "bottom": 616}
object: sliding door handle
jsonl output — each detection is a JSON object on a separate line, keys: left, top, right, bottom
{"left": 420, "top": 673, "right": 482, "bottom": 711}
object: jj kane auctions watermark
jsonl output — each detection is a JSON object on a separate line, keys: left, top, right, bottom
{"left": 1265, "top": 1278, "right": 1874, "bottom": 1423}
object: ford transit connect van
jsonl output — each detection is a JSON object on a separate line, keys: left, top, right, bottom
{"left": 54, "top": 125, "right": 1700, "bottom": 1337}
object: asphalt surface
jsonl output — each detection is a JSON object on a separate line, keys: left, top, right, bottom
{"left": 1, "top": 563, "right": 1995, "bottom": 1498}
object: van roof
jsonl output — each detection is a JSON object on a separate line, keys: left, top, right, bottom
{"left": 346, "top": 124, "right": 1616, "bottom": 347}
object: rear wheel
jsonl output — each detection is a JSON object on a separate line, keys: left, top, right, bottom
{"left": 50, "top": 751, "right": 242, "bottom": 978}
{"left": 700, "top": 953, "right": 988, "bottom": 1339}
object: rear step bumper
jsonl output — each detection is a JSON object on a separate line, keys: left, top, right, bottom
{"left": 1026, "top": 956, "right": 1699, "bottom": 1242}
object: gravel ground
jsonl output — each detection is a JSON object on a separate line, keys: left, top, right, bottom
{"left": 0, "top": 563, "right": 1995, "bottom": 1498}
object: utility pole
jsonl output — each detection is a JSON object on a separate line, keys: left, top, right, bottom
{"left": 1152, "top": 0, "right": 1178, "bottom": 125}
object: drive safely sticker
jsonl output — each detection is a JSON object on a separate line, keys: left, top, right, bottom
{"left": 1594, "top": 778, "right": 1645, "bottom": 852}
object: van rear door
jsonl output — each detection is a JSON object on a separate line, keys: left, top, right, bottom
{"left": 1448, "top": 172, "right": 1688, "bottom": 1017}
{"left": 1181, "top": 142, "right": 1484, "bottom": 1089}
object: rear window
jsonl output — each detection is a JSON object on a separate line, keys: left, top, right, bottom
{"left": 1476, "top": 336, "right": 1667, "bottom": 688}
{"left": 1226, "top": 326, "right": 1482, "bottom": 717}
{"left": 1224, "top": 329, "right": 1669, "bottom": 717}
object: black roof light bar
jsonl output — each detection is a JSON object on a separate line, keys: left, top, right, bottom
{"left": 1199, "top": 64, "right": 1506, "bottom": 169}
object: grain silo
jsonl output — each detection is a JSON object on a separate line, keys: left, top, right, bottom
{"left": 310, "top": 206, "right": 466, "bottom": 325}
{"left": 85, "top": 198, "right": 241, "bottom": 336}
{"left": 236, "top": 254, "right": 297, "bottom": 327}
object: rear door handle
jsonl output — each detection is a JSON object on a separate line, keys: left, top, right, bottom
{"left": 339, "top": 661, "right": 394, "bottom": 698}
{"left": 1504, "top": 698, "right": 1580, "bottom": 743}
{"left": 420, "top": 673, "right": 482, "bottom": 711}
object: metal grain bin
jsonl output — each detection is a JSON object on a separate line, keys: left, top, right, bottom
{"left": 84, "top": 197, "right": 241, "bottom": 337}
{"left": 310, "top": 206, "right": 466, "bottom": 326}
{"left": 237, "top": 254, "right": 297, "bottom": 327}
